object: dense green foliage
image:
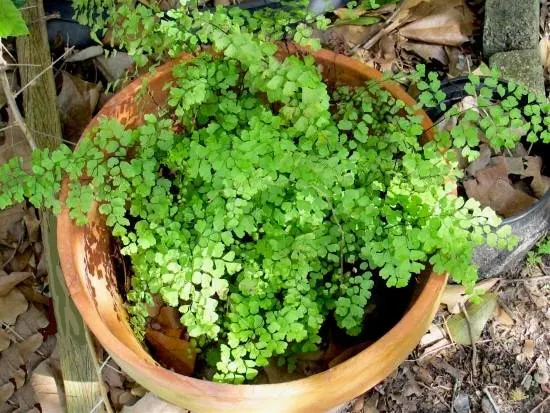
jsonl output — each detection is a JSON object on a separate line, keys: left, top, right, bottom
{"left": 2, "top": 4, "right": 536, "bottom": 384}
{"left": 411, "top": 65, "right": 550, "bottom": 162}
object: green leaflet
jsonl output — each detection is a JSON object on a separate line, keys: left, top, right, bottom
{"left": 0, "top": 0, "right": 29, "bottom": 38}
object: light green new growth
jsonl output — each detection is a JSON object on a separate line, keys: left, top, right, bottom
{"left": 0, "top": 5, "right": 529, "bottom": 384}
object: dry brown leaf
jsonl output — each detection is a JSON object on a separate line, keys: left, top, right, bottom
{"left": 14, "top": 304, "right": 49, "bottom": 339}
{"left": 16, "top": 333, "right": 43, "bottom": 362}
{"left": 0, "top": 344, "right": 25, "bottom": 388}
{"left": 8, "top": 381, "right": 39, "bottom": 412}
{"left": 419, "top": 323, "right": 446, "bottom": 346}
{"left": 399, "top": 5, "right": 474, "bottom": 46}
{"left": 120, "top": 392, "right": 187, "bottom": 413}
{"left": 465, "top": 144, "right": 492, "bottom": 176}
{"left": 56, "top": 72, "right": 102, "bottom": 142}
{"left": 463, "top": 158, "right": 537, "bottom": 217}
{"left": 0, "top": 204, "right": 25, "bottom": 249}
{"left": 145, "top": 329, "right": 196, "bottom": 376}
{"left": 23, "top": 207, "right": 40, "bottom": 243}
{"left": 402, "top": 41, "right": 448, "bottom": 64}
{"left": 0, "top": 287, "right": 28, "bottom": 325}
{"left": 441, "top": 278, "right": 499, "bottom": 314}
{"left": 31, "top": 357, "right": 64, "bottom": 413}
{"left": 0, "top": 382, "right": 14, "bottom": 405}
{"left": 102, "top": 364, "right": 124, "bottom": 388}
{"left": 494, "top": 305, "right": 515, "bottom": 326}
{"left": 7, "top": 246, "right": 33, "bottom": 272}
{"left": 322, "top": 24, "right": 382, "bottom": 50}
{"left": 0, "top": 271, "right": 32, "bottom": 296}
{"left": 0, "top": 109, "right": 32, "bottom": 172}
{"left": 0, "top": 329, "right": 10, "bottom": 351}
{"left": 532, "top": 175, "right": 550, "bottom": 198}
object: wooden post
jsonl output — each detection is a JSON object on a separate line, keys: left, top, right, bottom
{"left": 15, "top": 1, "right": 110, "bottom": 412}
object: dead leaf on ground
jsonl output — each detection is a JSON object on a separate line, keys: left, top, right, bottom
{"left": 402, "top": 41, "right": 448, "bottom": 64}
{"left": 494, "top": 305, "right": 515, "bottom": 326}
{"left": 0, "top": 271, "right": 32, "bottom": 295}
{"left": 145, "top": 329, "right": 196, "bottom": 376}
{"left": 56, "top": 72, "right": 102, "bottom": 142}
{"left": 0, "top": 204, "right": 25, "bottom": 248}
{"left": 23, "top": 207, "right": 40, "bottom": 243}
{"left": 0, "top": 287, "right": 28, "bottom": 325}
{"left": 0, "top": 329, "right": 10, "bottom": 351}
{"left": 0, "top": 382, "right": 14, "bottom": 405}
{"left": 463, "top": 158, "right": 538, "bottom": 217}
{"left": 447, "top": 293, "right": 498, "bottom": 345}
{"left": 16, "top": 333, "right": 43, "bottom": 362}
{"left": 0, "top": 344, "right": 26, "bottom": 388}
{"left": 31, "top": 356, "right": 65, "bottom": 413}
{"left": 102, "top": 363, "right": 124, "bottom": 388}
{"left": 441, "top": 278, "right": 499, "bottom": 314}
{"left": 8, "top": 381, "right": 40, "bottom": 412}
{"left": 419, "top": 323, "right": 446, "bottom": 346}
{"left": 399, "top": 3, "right": 474, "bottom": 46}
{"left": 0, "top": 109, "right": 32, "bottom": 171}
{"left": 120, "top": 392, "right": 188, "bottom": 413}
{"left": 12, "top": 304, "right": 49, "bottom": 344}
{"left": 465, "top": 144, "right": 492, "bottom": 176}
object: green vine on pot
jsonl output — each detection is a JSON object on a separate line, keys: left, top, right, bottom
{"left": 0, "top": 6, "right": 524, "bottom": 384}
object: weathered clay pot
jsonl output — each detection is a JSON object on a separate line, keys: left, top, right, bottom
{"left": 57, "top": 47, "right": 447, "bottom": 413}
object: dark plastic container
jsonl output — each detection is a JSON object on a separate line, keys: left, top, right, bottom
{"left": 428, "top": 77, "right": 550, "bottom": 277}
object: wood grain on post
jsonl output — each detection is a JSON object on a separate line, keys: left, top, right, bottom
{"left": 15, "top": 1, "right": 109, "bottom": 412}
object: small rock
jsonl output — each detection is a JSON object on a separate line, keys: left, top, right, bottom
{"left": 453, "top": 392, "right": 470, "bottom": 413}
{"left": 523, "top": 340, "right": 535, "bottom": 359}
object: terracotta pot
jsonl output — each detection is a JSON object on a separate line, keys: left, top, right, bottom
{"left": 58, "top": 47, "right": 447, "bottom": 413}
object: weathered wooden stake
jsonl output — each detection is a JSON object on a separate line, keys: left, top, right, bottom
{"left": 15, "top": 1, "right": 110, "bottom": 411}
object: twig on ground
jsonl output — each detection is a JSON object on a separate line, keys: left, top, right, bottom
{"left": 501, "top": 275, "right": 550, "bottom": 284}
{"left": 521, "top": 355, "right": 541, "bottom": 387}
{"left": 529, "top": 395, "right": 550, "bottom": 413}
{"left": 13, "top": 46, "right": 74, "bottom": 99}
{"left": 0, "top": 42, "right": 37, "bottom": 150}
{"left": 461, "top": 303, "right": 477, "bottom": 377}
{"left": 417, "top": 382, "right": 451, "bottom": 410}
{"left": 450, "top": 378, "right": 460, "bottom": 413}
{"left": 483, "top": 387, "right": 500, "bottom": 413}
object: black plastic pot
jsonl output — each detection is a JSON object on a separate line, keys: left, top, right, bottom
{"left": 44, "top": 0, "right": 345, "bottom": 49}
{"left": 428, "top": 77, "right": 550, "bottom": 277}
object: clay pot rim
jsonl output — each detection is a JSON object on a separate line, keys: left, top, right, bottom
{"left": 57, "top": 46, "right": 447, "bottom": 397}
